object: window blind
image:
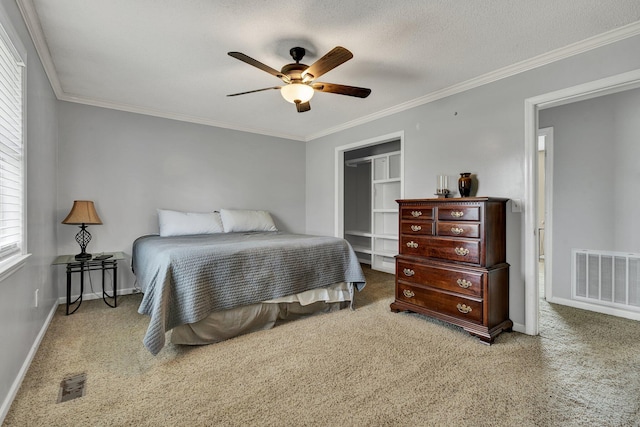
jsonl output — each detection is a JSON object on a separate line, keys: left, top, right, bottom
{"left": 0, "top": 28, "right": 23, "bottom": 262}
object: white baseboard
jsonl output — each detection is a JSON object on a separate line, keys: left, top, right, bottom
{"left": 0, "top": 301, "right": 58, "bottom": 424}
{"left": 546, "top": 296, "right": 640, "bottom": 321}
{"left": 511, "top": 322, "right": 526, "bottom": 334}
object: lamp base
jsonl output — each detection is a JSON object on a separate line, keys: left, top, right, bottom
{"left": 75, "top": 252, "right": 92, "bottom": 261}
{"left": 74, "top": 224, "right": 93, "bottom": 261}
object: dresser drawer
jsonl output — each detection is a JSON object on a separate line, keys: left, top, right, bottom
{"left": 438, "top": 206, "right": 480, "bottom": 222}
{"left": 400, "top": 221, "right": 434, "bottom": 235}
{"left": 437, "top": 221, "right": 480, "bottom": 238}
{"left": 396, "top": 259, "right": 483, "bottom": 297}
{"left": 401, "top": 207, "right": 433, "bottom": 221}
{"left": 396, "top": 282, "right": 482, "bottom": 324}
{"left": 400, "top": 236, "right": 481, "bottom": 264}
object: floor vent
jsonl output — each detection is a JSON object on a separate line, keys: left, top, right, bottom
{"left": 572, "top": 249, "right": 640, "bottom": 311}
{"left": 57, "top": 373, "right": 86, "bottom": 403}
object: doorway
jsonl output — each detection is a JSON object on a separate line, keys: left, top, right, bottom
{"left": 524, "top": 69, "right": 640, "bottom": 336}
{"left": 335, "top": 131, "right": 404, "bottom": 274}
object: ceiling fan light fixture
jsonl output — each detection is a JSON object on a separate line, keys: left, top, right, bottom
{"left": 280, "top": 83, "right": 314, "bottom": 104}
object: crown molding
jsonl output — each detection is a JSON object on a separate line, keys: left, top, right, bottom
{"left": 16, "top": 0, "right": 64, "bottom": 97}
{"left": 306, "top": 20, "right": 640, "bottom": 141}
{"left": 15, "top": 0, "right": 640, "bottom": 143}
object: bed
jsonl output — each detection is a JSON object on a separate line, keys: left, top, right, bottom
{"left": 132, "top": 224, "right": 366, "bottom": 355}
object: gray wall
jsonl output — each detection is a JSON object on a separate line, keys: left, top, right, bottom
{"left": 56, "top": 102, "right": 307, "bottom": 294}
{"left": 0, "top": 0, "right": 58, "bottom": 418}
{"left": 613, "top": 89, "right": 640, "bottom": 252}
{"left": 540, "top": 88, "right": 640, "bottom": 300}
{"left": 306, "top": 34, "right": 640, "bottom": 327}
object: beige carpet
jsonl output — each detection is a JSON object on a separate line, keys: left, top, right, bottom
{"left": 4, "top": 267, "right": 640, "bottom": 426}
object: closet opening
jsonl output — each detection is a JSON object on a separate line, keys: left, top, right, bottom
{"left": 335, "top": 132, "right": 404, "bottom": 274}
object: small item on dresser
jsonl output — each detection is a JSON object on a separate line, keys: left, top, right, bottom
{"left": 458, "top": 173, "right": 472, "bottom": 197}
{"left": 435, "top": 174, "right": 450, "bottom": 198}
{"left": 93, "top": 254, "right": 112, "bottom": 260}
{"left": 391, "top": 197, "right": 512, "bottom": 344}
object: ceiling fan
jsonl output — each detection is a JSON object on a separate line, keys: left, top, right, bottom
{"left": 227, "top": 46, "right": 371, "bottom": 113}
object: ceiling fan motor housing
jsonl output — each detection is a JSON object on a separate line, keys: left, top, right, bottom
{"left": 281, "top": 63, "right": 310, "bottom": 82}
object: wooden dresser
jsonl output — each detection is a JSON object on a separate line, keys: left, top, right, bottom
{"left": 390, "top": 197, "right": 512, "bottom": 343}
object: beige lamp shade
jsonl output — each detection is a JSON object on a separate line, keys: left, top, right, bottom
{"left": 62, "top": 200, "right": 103, "bottom": 225}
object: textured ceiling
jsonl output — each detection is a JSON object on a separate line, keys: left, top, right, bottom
{"left": 17, "top": 0, "right": 640, "bottom": 141}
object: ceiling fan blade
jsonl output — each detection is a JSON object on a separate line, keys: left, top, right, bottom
{"left": 227, "top": 86, "right": 281, "bottom": 97}
{"left": 302, "top": 46, "right": 353, "bottom": 80}
{"left": 312, "top": 82, "right": 371, "bottom": 98}
{"left": 296, "top": 101, "right": 311, "bottom": 113}
{"left": 228, "top": 52, "right": 289, "bottom": 82}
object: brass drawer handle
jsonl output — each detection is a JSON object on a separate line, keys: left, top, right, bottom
{"left": 403, "top": 268, "right": 415, "bottom": 277}
{"left": 403, "top": 289, "right": 415, "bottom": 298}
{"left": 406, "top": 241, "right": 419, "bottom": 249}
{"left": 457, "top": 303, "right": 473, "bottom": 314}
{"left": 454, "top": 247, "right": 470, "bottom": 256}
{"left": 451, "top": 211, "right": 464, "bottom": 218}
{"left": 411, "top": 211, "right": 422, "bottom": 217}
{"left": 411, "top": 225, "right": 422, "bottom": 232}
{"left": 451, "top": 226, "right": 464, "bottom": 235}
{"left": 457, "top": 278, "right": 472, "bottom": 289}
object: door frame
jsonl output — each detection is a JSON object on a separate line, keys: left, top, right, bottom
{"left": 537, "top": 126, "right": 553, "bottom": 301}
{"left": 523, "top": 69, "right": 640, "bottom": 335}
{"left": 334, "top": 131, "right": 404, "bottom": 238}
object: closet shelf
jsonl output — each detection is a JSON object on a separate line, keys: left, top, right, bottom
{"left": 375, "top": 249, "right": 397, "bottom": 258}
{"left": 351, "top": 245, "right": 373, "bottom": 255}
{"left": 373, "top": 233, "right": 398, "bottom": 240}
{"left": 345, "top": 230, "right": 372, "bottom": 238}
{"left": 373, "top": 178, "right": 401, "bottom": 184}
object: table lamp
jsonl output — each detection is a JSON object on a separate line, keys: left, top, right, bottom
{"left": 62, "top": 200, "right": 103, "bottom": 260}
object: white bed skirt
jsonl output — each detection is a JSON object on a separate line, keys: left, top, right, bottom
{"left": 170, "top": 282, "right": 353, "bottom": 346}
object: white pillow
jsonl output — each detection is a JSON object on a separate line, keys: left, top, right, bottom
{"left": 157, "top": 209, "right": 224, "bottom": 237}
{"left": 219, "top": 209, "right": 278, "bottom": 232}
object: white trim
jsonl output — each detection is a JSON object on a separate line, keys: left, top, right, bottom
{"left": 547, "top": 296, "right": 640, "bottom": 322}
{"left": 511, "top": 322, "right": 525, "bottom": 334}
{"left": 0, "top": 300, "right": 57, "bottom": 425}
{"left": 0, "top": 254, "right": 31, "bottom": 283}
{"left": 527, "top": 69, "right": 640, "bottom": 109}
{"left": 15, "top": 0, "right": 640, "bottom": 141}
{"left": 523, "top": 69, "right": 640, "bottom": 336}
{"left": 524, "top": 98, "right": 539, "bottom": 336}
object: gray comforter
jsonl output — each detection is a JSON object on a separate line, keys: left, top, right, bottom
{"left": 132, "top": 232, "right": 366, "bottom": 354}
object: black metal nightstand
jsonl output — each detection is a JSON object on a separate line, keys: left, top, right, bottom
{"left": 53, "top": 252, "right": 125, "bottom": 315}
